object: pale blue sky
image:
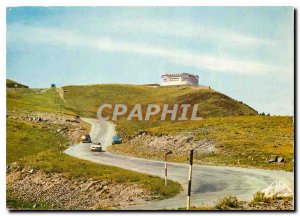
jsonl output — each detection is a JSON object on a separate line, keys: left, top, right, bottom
{"left": 6, "top": 7, "right": 294, "bottom": 115}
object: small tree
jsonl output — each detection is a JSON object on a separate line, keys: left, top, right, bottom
{"left": 51, "top": 83, "right": 56, "bottom": 88}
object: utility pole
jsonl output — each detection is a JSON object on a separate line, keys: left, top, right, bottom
{"left": 164, "top": 151, "right": 172, "bottom": 186}
{"left": 187, "top": 149, "right": 194, "bottom": 210}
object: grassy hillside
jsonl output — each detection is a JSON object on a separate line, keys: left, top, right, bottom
{"left": 6, "top": 79, "right": 29, "bottom": 88}
{"left": 110, "top": 116, "right": 294, "bottom": 171}
{"left": 62, "top": 84, "right": 258, "bottom": 118}
{"left": 7, "top": 84, "right": 293, "bottom": 172}
{"left": 7, "top": 119, "right": 181, "bottom": 202}
{"left": 7, "top": 84, "right": 258, "bottom": 118}
{"left": 7, "top": 88, "right": 74, "bottom": 115}
{"left": 7, "top": 85, "right": 184, "bottom": 208}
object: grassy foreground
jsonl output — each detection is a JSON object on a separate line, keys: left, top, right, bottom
{"left": 7, "top": 119, "right": 181, "bottom": 204}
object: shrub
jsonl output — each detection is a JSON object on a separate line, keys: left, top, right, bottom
{"left": 252, "top": 192, "right": 271, "bottom": 203}
{"left": 215, "top": 196, "right": 239, "bottom": 210}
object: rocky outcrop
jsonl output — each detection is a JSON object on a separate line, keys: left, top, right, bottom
{"left": 128, "top": 133, "right": 216, "bottom": 155}
{"left": 267, "top": 155, "right": 285, "bottom": 164}
{"left": 7, "top": 110, "right": 88, "bottom": 143}
{"left": 7, "top": 164, "right": 151, "bottom": 210}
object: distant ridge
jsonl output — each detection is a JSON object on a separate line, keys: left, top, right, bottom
{"left": 6, "top": 79, "right": 28, "bottom": 88}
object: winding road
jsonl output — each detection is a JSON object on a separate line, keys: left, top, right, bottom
{"left": 64, "top": 118, "right": 294, "bottom": 210}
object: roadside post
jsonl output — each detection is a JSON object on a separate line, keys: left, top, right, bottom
{"left": 187, "top": 149, "right": 194, "bottom": 210}
{"left": 164, "top": 150, "right": 172, "bottom": 186}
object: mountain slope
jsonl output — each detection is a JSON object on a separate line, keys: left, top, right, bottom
{"left": 6, "top": 79, "right": 29, "bottom": 88}
{"left": 62, "top": 84, "right": 258, "bottom": 118}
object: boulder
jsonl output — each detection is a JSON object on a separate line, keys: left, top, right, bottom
{"left": 267, "top": 155, "right": 278, "bottom": 163}
{"left": 277, "top": 156, "right": 284, "bottom": 163}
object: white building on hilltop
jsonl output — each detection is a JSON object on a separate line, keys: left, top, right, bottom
{"left": 161, "top": 73, "right": 199, "bottom": 86}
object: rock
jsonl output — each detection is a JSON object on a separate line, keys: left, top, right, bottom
{"left": 277, "top": 156, "right": 284, "bottom": 163}
{"left": 29, "top": 169, "right": 35, "bottom": 174}
{"left": 267, "top": 155, "right": 278, "bottom": 163}
{"left": 84, "top": 180, "right": 102, "bottom": 191}
{"left": 186, "top": 137, "right": 193, "bottom": 143}
{"left": 11, "top": 162, "right": 18, "bottom": 168}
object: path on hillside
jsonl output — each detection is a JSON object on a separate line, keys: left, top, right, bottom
{"left": 64, "top": 118, "right": 294, "bottom": 210}
{"left": 56, "top": 87, "right": 68, "bottom": 104}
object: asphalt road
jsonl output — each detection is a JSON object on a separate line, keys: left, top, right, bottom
{"left": 64, "top": 118, "right": 294, "bottom": 210}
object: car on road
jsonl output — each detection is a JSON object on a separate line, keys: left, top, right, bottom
{"left": 112, "top": 135, "right": 122, "bottom": 145}
{"left": 81, "top": 134, "right": 92, "bottom": 143}
{"left": 90, "top": 142, "right": 102, "bottom": 152}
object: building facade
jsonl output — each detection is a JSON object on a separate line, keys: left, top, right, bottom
{"left": 161, "top": 73, "right": 199, "bottom": 86}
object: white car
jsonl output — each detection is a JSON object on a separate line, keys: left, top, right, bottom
{"left": 90, "top": 142, "right": 102, "bottom": 152}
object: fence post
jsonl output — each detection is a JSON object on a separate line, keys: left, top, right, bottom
{"left": 164, "top": 153, "right": 167, "bottom": 186}
{"left": 187, "top": 149, "right": 194, "bottom": 210}
{"left": 164, "top": 151, "right": 172, "bottom": 186}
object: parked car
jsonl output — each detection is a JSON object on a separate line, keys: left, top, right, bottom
{"left": 81, "top": 134, "right": 92, "bottom": 143}
{"left": 90, "top": 142, "right": 102, "bottom": 152}
{"left": 112, "top": 135, "right": 122, "bottom": 145}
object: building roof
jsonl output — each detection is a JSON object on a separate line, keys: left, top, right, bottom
{"left": 161, "top": 73, "right": 199, "bottom": 79}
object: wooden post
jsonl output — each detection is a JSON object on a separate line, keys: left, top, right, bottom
{"left": 164, "top": 151, "right": 172, "bottom": 186}
{"left": 164, "top": 153, "right": 167, "bottom": 186}
{"left": 187, "top": 149, "right": 194, "bottom": 210}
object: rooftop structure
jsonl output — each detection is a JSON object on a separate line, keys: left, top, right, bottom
{"left": 161, "top": 73, "right": 199, "bottom": 86}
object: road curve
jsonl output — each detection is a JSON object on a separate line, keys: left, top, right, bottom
{"left": 65, "top": 118, "right": 294, "bottom": 210}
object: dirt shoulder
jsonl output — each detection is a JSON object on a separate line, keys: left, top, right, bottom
{"left": 7, "top": 164, "right": 151, "bottom": 210}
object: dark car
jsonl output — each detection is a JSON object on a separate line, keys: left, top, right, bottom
{"left": 81, "top": 134, "right": 92, "bottom": 143}
{"left": 112, "top": 135, "right": 122, "bottom": 145}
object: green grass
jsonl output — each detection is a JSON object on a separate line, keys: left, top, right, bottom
{"left": 6, "top": 85, "right": 182, "bottom": 209}
{"left": 7, "top": 84, "right": 293, "bottom": 172}
{"left": 6, "top": 119, "right": 181, "bottom": 203}
{"left": 110, "top": 116, "right": 294, "bottom": 171}
{"left": 7, "top": 88, "right": 74, "bottom": 115}
{"left": 6, "top": 119, "right": 64, "bottom": 164}
{"left": 62, "top": 84, "right": 258, "bottom": 118}
{"left": 214, "top": 196, "right": 240, "bottom": 210}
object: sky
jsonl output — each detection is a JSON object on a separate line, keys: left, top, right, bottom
{"left": 6, "top": 7, "right": 294, "bottom": 115}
